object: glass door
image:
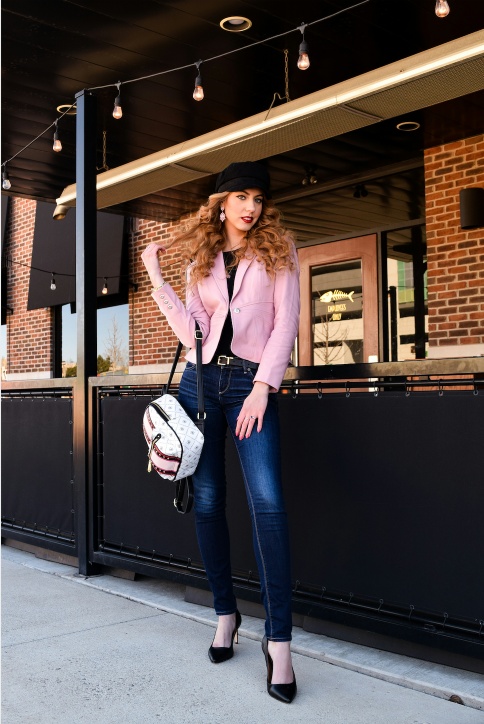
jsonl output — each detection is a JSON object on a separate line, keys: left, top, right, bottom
{"left": 298, "top": 235, "right": 379, "bottom": 365}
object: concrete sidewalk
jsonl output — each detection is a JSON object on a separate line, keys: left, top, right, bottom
{"left": 2, "top": 545, "right": 483, "bottom": 724}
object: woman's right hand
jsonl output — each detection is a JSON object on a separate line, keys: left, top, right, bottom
{"left": 141, "top": 242, "right": 167, "bottom": 288}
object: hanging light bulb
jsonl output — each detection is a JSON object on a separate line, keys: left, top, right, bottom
{"left": 2, "top": 167, "right": 11, "bottom": 190}
{"left": 50, "top": 273, "right": 57, "bottom": 291}
{"left": 102, "top": 278, "right": 108, "bottom": 295}
{"left": 112, "top": 82, "right": 123, "bottom": 119}
{"left": 193, "top": 61, "right": 204, "bottom": 101}
{"left": 53, "top": 120, "right": 62, "bottom": 152}
{"left": 297, "top": 24, "right": 310, "bottom": 70}
{"left": 435, "top": 0, "right": 450, "bottom": 17}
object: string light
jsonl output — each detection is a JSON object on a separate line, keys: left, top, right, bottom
{"left": 193, "top": 61, "right": 204, "bottom": 101}
{"left": 435, "top": 0, "right": 450, "bottom": 18}
{"left": 53, "top": 121, "right": 62, "bottom": 152}
{"left": 112, "top": 82, "right": 123, "bottom": 119}
{"left": 297, "top": 24, "right": 310, "bottom": 70}
{"left": 1, "top": 1, "right": 372, "bottom": 174}
{"left": 102, "top": 278, "right": 109, "bottom": 294}
{"left": 2, "top": 256, "right": 139, "bottom": 288}
{"left": 50, "top": 273, "right": 57, "bottom": 291}
{"left": 2, "top": 166, "right": 11, "bottom": 190}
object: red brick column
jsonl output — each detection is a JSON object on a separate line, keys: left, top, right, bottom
{"left": 129, "top": 213, "right": 196, "bottom": 372}
{"left": 3, "top": 197, "right": 53, "bottom": 378}
{"left": 424, "top": 134, "right": 484, "bottom": 357}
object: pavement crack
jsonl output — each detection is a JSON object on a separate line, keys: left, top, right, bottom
{"left": 2, "top": 612, "right": 164, "bottom": 649}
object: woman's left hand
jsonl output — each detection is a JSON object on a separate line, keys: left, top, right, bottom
{"left": 235, "top": 382, "right": 270, "bottom": 439}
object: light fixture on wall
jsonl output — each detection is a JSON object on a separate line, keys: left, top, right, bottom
{"left": 460, "top": 188, "right": 484, "bottom": 229}
{"left": 112, "top": 82, "right": 123, "bottom": 119}
{"left": 52, "top": 121, "right": 62, "bottom": 152}
{"left": 435, "top": 1, "right": 450, "bottom": 18}
{"left": 52, "top": 204, "right": 69, "bottom": 220}
{"left": 297, "top": 24, "right": 310, "bottom": 70}
{"left": 193, "top": 61, "right": 204, "bottom": 101}
{"left": 353, "top": 184, "right": 368, "bottom": 198}
{"left": 102, "top": 278, "right": 109, "bottom": 295}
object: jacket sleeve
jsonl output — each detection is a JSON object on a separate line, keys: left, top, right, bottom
{"left": 151, "top": 266, "right": 210, "bottom": 347}
{"left": 253, "top": 250, "right": 300, "bottom": 392}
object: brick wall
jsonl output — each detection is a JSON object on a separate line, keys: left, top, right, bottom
{"left": 3, "top": 197, "right": 53, "bottom": 377}
{"left": 2, "top": 196, "right": 192, "bottom": 378}
{"left": 129, "top": 213, "right": 196, "bottom": 370}
{"left": 425, "top": 134, "right": 484, "bottom": 355}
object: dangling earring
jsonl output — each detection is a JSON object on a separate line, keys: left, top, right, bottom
{"left": 220, "top": 207, "right": 226, "bottom": 223}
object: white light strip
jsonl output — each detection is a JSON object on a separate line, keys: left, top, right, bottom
{"left": 57, "top": 31, "right": 484, "bottom": 206}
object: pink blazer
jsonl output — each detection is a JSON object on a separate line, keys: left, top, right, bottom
{"left": 152, "top": 250, "right": 300, "bottom": 391}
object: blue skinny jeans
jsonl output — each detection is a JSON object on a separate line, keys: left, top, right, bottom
{"left": 178, "top": 362, "right": 292, "bottom": 641}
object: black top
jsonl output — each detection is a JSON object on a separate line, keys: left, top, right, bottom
{"left": 211, "top": 251, "right": 236, "bottom": 361}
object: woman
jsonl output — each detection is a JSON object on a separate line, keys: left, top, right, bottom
{"left": 141, "top": 162, "right": 300, "bottom": 704}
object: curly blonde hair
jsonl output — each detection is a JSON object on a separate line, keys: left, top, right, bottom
{"left": 172, "top": 192, "right": 296, "bottom": 287}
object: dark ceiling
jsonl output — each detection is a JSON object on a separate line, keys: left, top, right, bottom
{"left": 2, "top": 0, "right": 484, "bottom": 244}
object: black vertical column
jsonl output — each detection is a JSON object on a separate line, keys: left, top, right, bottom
{"left": 388, "top": 286, "right": 398, "bottom": 361}
{"left": 74, "top": 90, "right": 100, "bottom": 575}
{"left": 412, "top": 226, "right": 426, "bottom": 359}
{"left": 379, "top": 232, "right": 389, "bottom": 362}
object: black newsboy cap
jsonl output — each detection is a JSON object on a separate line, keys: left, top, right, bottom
{"left": 214, "top": 162, "right": 272, "bottom": 199}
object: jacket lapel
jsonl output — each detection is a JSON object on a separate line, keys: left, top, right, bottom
{"left": 210, "top": 251, "right": 229, "bottom": 302}
{"left": 233, "top": 256, "right": 255, "bottom": 298}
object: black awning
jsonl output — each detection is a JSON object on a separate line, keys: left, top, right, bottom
{"left": 27, "top": 202, "right": 126, "bottom": 311}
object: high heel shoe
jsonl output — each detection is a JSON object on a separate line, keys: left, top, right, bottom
{"left": 261, "top": 636, "right": 297, "bottom": 704}
{"left": 208, "top": 609, "right": 242, "bottom": 663}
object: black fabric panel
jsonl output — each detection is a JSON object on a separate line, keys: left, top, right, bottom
{"left": 280, "top": 391, "right": 484, "bottom": 622}
{"left": 27, "top": 201, "right": 126, "bottom": 310}
{"left": 100, "top": 391, "right": 484, "bottom": 622}
{"left": 1, "top": 397, "right": 74, "bottom": 535}
{"left": 101, "top": 396, "right": 199, "bottom": 559}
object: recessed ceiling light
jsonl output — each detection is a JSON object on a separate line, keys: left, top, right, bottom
{"left": 220, "top": 16, "right": 252, "bottom": 32}
{"left": 396, "top": 120, "right": 420, "bottom": 132}
{"left": 57, "top": 104, "right": 77, "bottom": 115}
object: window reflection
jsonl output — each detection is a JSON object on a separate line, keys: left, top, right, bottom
{"left": 311, "top": 261, "right": 363, "bottom": 364}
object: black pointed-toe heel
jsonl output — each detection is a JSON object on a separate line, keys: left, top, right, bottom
{"left": 261, "top": 636, "right": 297, "bottom": 704}
{"left": 208, "top": 609, "right": 242, "bottom": 663}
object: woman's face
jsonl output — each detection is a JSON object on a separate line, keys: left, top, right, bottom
{"left": 222, "top": 188, "right": 264, "bottom": 235}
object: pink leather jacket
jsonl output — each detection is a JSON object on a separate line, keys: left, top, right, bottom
{"left": 152, "top": 249, "right": 300, "bottom": 391}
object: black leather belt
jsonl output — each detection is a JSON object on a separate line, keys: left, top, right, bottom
{"left": 215, "top": 355, "right": 259, "bottom": 370}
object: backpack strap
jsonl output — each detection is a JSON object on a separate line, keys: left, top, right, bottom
{"left": 171, "top": 323, "right": 204, "bottom": 514}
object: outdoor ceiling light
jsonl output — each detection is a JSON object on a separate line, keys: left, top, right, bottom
{"left": 112, "top": 82, "right": 122, "bottom": 119}
{"left": 435, "top": 1, "right": 450, "bottom": 18}
{"left": 396, "top": 121, "right": 421, "bottom": 131}
{"left": 220, "top": 16, "right": 252, "bottom": 32}
{"left": 2, "top": 167, "right": 11, "bottom": 190}
{"left": 53, "top": 121, "right": 62, "bottom": 152}
{"left": 56, "top": 104, "right": 77, "bottom": 115}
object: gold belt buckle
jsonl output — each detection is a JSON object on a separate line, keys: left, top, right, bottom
{"left": 217, "top": 355, "right": 233, "bottom": 366}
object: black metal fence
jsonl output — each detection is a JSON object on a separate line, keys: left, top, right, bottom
{"left": 2, "top": 361, "right": 484, "bottom": 664}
